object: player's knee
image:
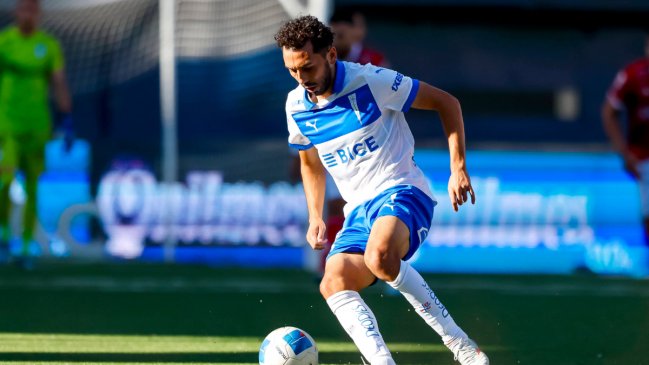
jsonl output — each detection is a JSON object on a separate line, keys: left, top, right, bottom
{"left": 320, "top": 273, "right": 366, "bottom": 299}
{"left": 364, "top": 247, "right": 399, "bottom": 281}
{"left": 319, "top": 275, "right": 343, "bottom": 299}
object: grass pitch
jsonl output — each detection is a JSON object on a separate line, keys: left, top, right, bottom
{"left": 0, "top": 261, "right": 647, "bottom": 365}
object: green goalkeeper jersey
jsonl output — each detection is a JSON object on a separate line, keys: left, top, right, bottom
{"left": 0, "top": 26, "right": 64, "bottom": 135}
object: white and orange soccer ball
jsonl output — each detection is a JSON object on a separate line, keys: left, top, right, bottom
{"left": 259, "top": 326, "right": 318, "bottom": 365}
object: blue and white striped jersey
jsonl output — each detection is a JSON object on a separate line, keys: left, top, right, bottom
{"left": 285, "top": 61, "right": 435, "bottom": 215}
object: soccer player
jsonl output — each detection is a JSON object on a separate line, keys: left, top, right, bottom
{"left": 302, "top": 9, "right": 391, "bottom": 276}
{"left": 330, "top": 8, "right": 389, "bottom": 67}
{"left": 0, "top": 0, "right": 73, "bottom": 266}
{"left": 275, "top": 16, "right": 489, "bottom": 365}
{"left": 602, "top": 34, "right": 649, "bottom": 247}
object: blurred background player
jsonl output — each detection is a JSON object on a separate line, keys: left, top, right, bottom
{"left": 329, "top": 8, "right": 389, "bottom": 67}
{"left": 0, "top": 0, "right": 73, "bottom": 266}
{"left": 602, "top": 34, "right": 649, "bottom": 246}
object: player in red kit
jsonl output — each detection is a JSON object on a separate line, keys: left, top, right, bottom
{"left": 602, "top": 35, "right": 649, "bottom": 246}
{"left": 329, "top": 9, "right": 388, "bottom": 68}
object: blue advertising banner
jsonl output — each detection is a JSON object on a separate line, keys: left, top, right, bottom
{"left": 87, "top": 149, "right": 648, "bottom": 276}
{"left": 410, "top": 150, "right": 648, "bottom": 277}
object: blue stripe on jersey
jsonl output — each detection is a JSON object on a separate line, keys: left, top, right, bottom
{"left": 283, "top": 329, "right": 313, "bottom": 355}
{"left": 322, "top": 153, "right": 338, "bottom": 167}
{"left": 402, "top": 79, "right": 420, "bottom": 112}
{"left": 289, "top": 142, "right": 313, "bottom": 150}
{"left": 332, "top": 60, "right": 346, "bottom": 93}
{"left": 292, "top": 84, "right": 382, "bottom": 145}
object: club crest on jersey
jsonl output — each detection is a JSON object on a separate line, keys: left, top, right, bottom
{"left": 348, "top": 93, "right": 362, "bottom": 124}
{"left": 321, "top": 136, "right": 380, "bottom": 168}
{"left": 34, "top": 44, "right": 47, "bottom": 58}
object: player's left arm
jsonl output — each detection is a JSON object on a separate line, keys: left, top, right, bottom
{"left": 51, "top": 70, "right": 72, "bottom": 114}
{"left": 411, "top": 81, "right": 475, "bottom": 212}
{"left": 47, "top": 37, "right": 71, "bottom": 114}
{"left": 49, "top": 38, "right": 74, "bottom": 150}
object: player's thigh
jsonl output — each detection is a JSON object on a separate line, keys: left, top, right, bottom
{"left": 320, "top": 253, "right": 376, "bottom": 298}
{"left": 18, "top": 140, "right": 45, "bottom": 186}
{"left": 366, "top": 215, "right": 410, "bottom": 261}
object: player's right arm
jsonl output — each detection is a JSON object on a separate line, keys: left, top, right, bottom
{"left": 299, "top": 147, "right": 328, "bottom": 250}
{"left": 602, "top": 68, "right": 640, "bottom": 179}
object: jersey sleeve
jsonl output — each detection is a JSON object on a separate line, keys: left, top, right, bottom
{"left": 606, "top": 67, "right": 630, "bottom": 110}
{"left": 287, "top": 113, "right": 313, "bottom": 150}
{"left": 285, "top": 91, "right": 314, "bottom": 150}
{"left": 365, "top": 65, "right": 420, "bottom": 112}
{"left": 48, "top": 37, "right": 65, "bottom": 74}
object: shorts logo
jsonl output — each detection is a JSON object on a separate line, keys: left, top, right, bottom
{"left": 417, "top": 227, "right": 429, "bottom": 244}
{"left": 382, "top": 193, "right": 397, "bottom": 212}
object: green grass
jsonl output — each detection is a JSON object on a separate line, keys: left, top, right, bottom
{"left": 0, "top": 333, "right": 448, "bottom": 365}
{"left": 0, "top": 261, "right": 647, "bottom": 364}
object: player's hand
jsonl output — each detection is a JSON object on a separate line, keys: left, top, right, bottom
{"left": 448, "top": 167, "right": 475, "bottom": 212}
{"left": 306, "top": 218, "right": 327, "bottom": 250}
{"left": 57, "top": 114, "right": 75, "bottom": 153}
{"left": 623, "top": 153, "right": 641, "bottom": 180}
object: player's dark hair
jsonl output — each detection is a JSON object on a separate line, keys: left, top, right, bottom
{"left": 274, "top": 15, "right": 334, "bottom": 54}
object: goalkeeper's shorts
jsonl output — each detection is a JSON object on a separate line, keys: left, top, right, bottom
{"left": 0, "top": 132, "right": 47, "bottom": 182}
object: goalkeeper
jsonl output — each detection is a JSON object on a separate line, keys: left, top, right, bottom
{"left": 0, "top": 0, "right": 73, "bottom": 264}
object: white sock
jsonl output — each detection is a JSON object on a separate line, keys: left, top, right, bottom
{"left": 387, "top": 261, "right": 467, "bottom": 344}
{"left": 326, "top": 290, "right": 395, "bottom": 365}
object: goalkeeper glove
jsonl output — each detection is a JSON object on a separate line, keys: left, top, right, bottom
{"left": 57, "top": 113, "right": 75, "bottom": 153}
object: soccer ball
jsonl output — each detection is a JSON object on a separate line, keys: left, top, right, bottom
{"left": 259, "top": 326, "right": 318, "bottom": 365}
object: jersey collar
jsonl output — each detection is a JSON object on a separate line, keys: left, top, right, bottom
{"left": 303, "top": 60, "right": 346, "bottom": 110}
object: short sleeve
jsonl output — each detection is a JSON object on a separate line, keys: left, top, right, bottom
{"left": 287, "top": 113, "right": 313, "bottom": 150}
{"left": 365, "top": 66, "right": 420, "bottom": 112}
{"left": 606, "top": 68, "right": 629, "bottom": 110}
{"left": 48, "top": 37, "right": 65, "bottom": 74}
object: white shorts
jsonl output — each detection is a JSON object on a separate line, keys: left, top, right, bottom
{"left": 639, "top": 160, "right": 649, "bottom": 217}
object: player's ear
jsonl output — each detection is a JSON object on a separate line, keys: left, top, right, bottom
{"left": 327, "top": 46, "right": 337, "bottom": 65}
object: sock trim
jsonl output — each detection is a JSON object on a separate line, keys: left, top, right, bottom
{"left": 326, "top": 290, "right": 361, "bottom": 314}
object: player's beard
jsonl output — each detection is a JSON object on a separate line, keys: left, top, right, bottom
{"left": 313, "top": 63, "right": 334, "bottom": 96}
